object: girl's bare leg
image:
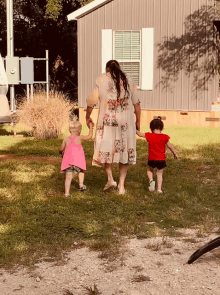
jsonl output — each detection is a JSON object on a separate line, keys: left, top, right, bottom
{"left": 78, "top": 172, "right": 85, "bottom": 188}
{"left": 105, "top": 163, "right": 114, "bottom": 184}
{"left": 147, "top": 166, "right": 154, "bottom": 182}
{"left": 118, "top": 163, "right": 129, "bottom": 194}
{"left": 65, "top": 172, "right": 73, "bottom": 196}
{"left": 156, "top": 169, "right": 164, "bottom": 191}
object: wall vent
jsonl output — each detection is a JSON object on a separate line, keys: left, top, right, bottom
{"left": 205, "top": 117, "right": 219, "bottom": 122}
{"left": 153, "top": 116, "right": 166, "bottom": 120}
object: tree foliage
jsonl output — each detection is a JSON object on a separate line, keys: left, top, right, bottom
{"left": 0, "top": 0, "right": 94, "bottom": 97}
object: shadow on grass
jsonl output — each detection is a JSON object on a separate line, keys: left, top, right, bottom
{"left": 0, "top": 124, "right": 28, "bottom": 136}
{"left": 0, "top": 137, "right": 220, "bottom": 268}
{"left": 0, "top": 124, "right": 14, "bottom": 136}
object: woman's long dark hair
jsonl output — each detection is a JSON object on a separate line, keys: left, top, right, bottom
{"left": 106, "top": 60, "right": 130, "bottom": 99}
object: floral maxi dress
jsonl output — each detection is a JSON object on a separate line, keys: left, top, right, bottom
{"left": 86, "top": 73, "right": 140, "bottom": 167}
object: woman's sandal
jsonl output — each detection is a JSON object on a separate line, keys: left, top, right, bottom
{"left": 157, "top": 190, "right": 163, "bottom": 194}
{"left": 103, "top": 181, "right": 117, "bottom": 191}
{"left": 64, "top": 194, "right": 70, "bottom": 197}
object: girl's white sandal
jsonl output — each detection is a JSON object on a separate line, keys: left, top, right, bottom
{"left": 148, "top": 180, "right": 155, "bottom": 192}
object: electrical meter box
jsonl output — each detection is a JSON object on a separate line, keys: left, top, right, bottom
{"left": 20, "top": 57, "right": 34, "bottom": 84}
{"left": 6, "top": 56, "right": 19, "bottom": 85}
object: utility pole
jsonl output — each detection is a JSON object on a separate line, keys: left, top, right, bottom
{"left": 6, "top": 0, "right": 15, "bottom": 112}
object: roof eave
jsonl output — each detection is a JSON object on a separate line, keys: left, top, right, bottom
{"left": 67, "top": 0, "right": 112, "bottom": 21}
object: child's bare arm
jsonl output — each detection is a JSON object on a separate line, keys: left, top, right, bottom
{"left": 80, "top": 123, "right": 93, "bottom": 141}
{"left": 136, "top": 130, "right": 145, "bottom": 138}
{"left": 166, "top": 142, "right": 178, "bottom": 159}
{"left": 59, "top": 138, "right": 66, "bottom": 154}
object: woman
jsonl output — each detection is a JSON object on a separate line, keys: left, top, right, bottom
{"left": 86, "top": 60, "right": 141, "bottom": 194}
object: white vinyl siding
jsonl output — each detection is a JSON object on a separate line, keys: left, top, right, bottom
{"left": 113, "top": 31, "right": 141, "bottom": 87}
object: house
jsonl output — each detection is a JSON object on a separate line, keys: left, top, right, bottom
{"left": 68, "top": 0, "right": 220, "bottom": 127}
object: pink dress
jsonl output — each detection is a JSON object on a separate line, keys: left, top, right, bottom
{"left": 61, "top": 136, "right": 86, "bottom": 171}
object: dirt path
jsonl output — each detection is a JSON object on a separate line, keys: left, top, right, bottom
{"left": 1, "top": 232, "right": 220, "bottom": 295}
{"left": 0, "top": 154, "right": 61, "bottom": 163}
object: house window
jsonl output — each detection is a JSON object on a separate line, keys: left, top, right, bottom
{"left": 113, "top": 31, "right": 141, "bottom": 87}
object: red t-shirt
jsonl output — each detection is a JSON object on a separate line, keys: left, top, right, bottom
{"left": 145, "top": 132, "right": 170, "bottom": 160}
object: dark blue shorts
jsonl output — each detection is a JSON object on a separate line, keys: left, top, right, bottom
{"left": 147, "top": 160, "right": 167, "bottom": 170}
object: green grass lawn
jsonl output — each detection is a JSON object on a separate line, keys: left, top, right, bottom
{"left": 0, "top": 123, "right": 220, "bottom": 269}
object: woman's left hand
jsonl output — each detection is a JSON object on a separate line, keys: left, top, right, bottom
{"left": 136, "top": 120, "right": 140, "bottom": 131}
{"left": 86, "top": 117, "right": 94, "bottom": 129}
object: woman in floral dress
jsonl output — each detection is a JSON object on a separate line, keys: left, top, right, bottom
{"left": 86, "top": 60, "right": 141, "bottom": 194}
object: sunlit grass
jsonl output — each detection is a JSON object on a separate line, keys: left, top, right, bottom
{"left": 0, "top": 124, "right": 220, "bottom": 269}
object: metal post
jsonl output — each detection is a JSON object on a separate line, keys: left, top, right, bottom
{"left": 10, "top": 0, "right": 14, "bottom": 56}
{"left": 46, "top": 50, "right": 49, "bottom": 101}
{"left": 7, "top": 0, "right": 15, "bottom": 113}
{"left": 13, "top": 122, "right": 16, "bottom": 137}
{"left": 10, "top": 85, "right": 14, "bottom": 112}
{"left": 27, "top": 84, "right": 29, "bottom": 100}
{"left": 6, "top": 0, "right": 11, "bottom": 57}
{"left": 30, "top": 84, "right": 33, "bottom": 101}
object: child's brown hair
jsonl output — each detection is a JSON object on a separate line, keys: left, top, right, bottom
{"left": 150, "top": 116, "right": 164, "bottom": 132}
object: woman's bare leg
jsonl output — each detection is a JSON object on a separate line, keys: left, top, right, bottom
{"left": 156, "top": 169, "right": 164, "bottom": 191}
{"left": 105, "top": 163, "right": 114, "bottom": 184}
{"left": 118, "top": 163, "right": 129, "bottom": 194}
{"left": 65, "top": 172, "right": 73, "bottom": 196}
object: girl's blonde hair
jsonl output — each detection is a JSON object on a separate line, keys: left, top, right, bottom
{"left": 69, "top": 120, "right": 82, "bottom": 134}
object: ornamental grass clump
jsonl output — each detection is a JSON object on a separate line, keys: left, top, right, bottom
{"left": 18, "top": 91, "right": 75, "bottom": 139}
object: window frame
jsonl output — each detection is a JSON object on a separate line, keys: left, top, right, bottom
{"left": 113, "top": 30, "right": 142, "bottom": 89}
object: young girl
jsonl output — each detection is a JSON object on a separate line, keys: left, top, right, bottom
{"left": 136, "top": 117, "right": 177, "bottom": 194}
{"left": 59, "top": 121, "right": 93, "bottom": 196}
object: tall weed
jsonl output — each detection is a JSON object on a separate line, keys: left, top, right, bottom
{"left": 18, "top": 91, "right": 75, "bottom": 139}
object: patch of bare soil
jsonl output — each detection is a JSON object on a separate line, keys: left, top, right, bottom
{"left": 1, "top": 232, "right": 220, "bottom": 295}
{"left": 0, "top": 154, "right": 60, "bottom": 163}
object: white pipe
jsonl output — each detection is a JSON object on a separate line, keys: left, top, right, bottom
{"left": 27, "top": 84, "right": 29, "bottom": 101}
{"left": 46, "top": 50, "right": 49, "bottom": 101}
{"left": 10, "top": 0, "right": 14, "bottom": 56}
{"left": 6, "top": 0, "right": 11, "bottom": 57}
{"left": 10, "top": 85, "right": 14, "bottom": 112}
{"left": 30, "top": 84, "right": 33, "bottom": 101}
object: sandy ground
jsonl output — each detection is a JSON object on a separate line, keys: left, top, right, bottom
{"left": 1, "top": 231, "right": 220, "bottom": 295}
